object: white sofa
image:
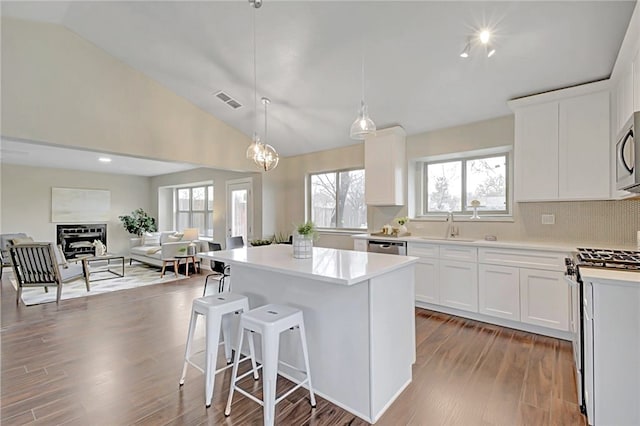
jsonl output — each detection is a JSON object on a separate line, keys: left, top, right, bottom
{"left": 129, "top": 231, "right": 207, "bottom": 268}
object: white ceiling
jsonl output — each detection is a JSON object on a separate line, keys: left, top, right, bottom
{"left": 0, "top": 138, "right": 198, "bottom": 177}
{"left": 0, "top": 0, "right": 637, "bottom": 163}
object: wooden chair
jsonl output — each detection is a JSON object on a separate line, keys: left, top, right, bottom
{"left": 9, "top": 242, "right": 89, "bottom": 305}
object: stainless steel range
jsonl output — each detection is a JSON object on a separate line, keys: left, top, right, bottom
{"left": 564, "top": 247, "right": 640, "bottom": 419}
{"left": 576, "top": 248, "right": 640, "bottom": 270}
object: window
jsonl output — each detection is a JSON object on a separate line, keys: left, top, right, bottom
{"left": 175, "top": 185, "right": 214, "bottom": 236}
{"left": 309, "top": 169, "right": 367, "bottom": 229}
{"left": 422, "top": 153, "right": 509, "bottom": 216}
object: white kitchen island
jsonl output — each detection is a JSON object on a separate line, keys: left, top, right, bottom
{"left": 198, "top": 244, "right": 417, "bottom": 423}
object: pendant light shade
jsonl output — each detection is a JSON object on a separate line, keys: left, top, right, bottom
{"left": 350, "top": 41, "right": 375, "bottom": 140}
{"left": 254, "top": 143, "right": 279, "bottom": 171}
{"left": 253, "top": 97, "right": 278, "bottom": 171}
{"left": 245, "top": 132, "right": 261, "bottom": 159}
{"left": 350, "top": 100, "right": 376, "bottom": 140}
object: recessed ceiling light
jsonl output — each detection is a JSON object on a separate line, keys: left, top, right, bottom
{"left": 98, "top": 157, "right": 112, "bottom": 163}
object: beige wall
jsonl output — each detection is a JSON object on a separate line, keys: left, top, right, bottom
{"left": 1, "top": 164, "right": 151, "bottom": 255}
{"left": 1, "top": 17, "right": 251, "bottom": 171}
{"left": 150, "top": 168, "right": 262, "bottom": 242}
{"left": 275, "top": 144, "right": 364, "bottom": 249}
{"left": 275, "top": 116, "right": 640, "bottom": 249}
{"left": 407, "top": 115, "right": 515, "bottom": 159}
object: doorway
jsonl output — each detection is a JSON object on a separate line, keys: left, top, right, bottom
{"left": 226, "top": 178, "right": 253, "bottom": 244}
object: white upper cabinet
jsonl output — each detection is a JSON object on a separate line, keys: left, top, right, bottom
{"left": 616, "top": 70, "right": 634, "bottom": 132}
{"left": 514, "top": 102, "right": 559, "bottom": 201}
{"left": 510, "top": 82, "right": 611, "bottom": 201}
{"left": 364, "top": 126, "right": 406, "bottom": 206}
{"left": 558, "top": 91, "right": 610, "bottom": 199}
{"left": 634, "top": 46, "right": 640, "bottom": 112}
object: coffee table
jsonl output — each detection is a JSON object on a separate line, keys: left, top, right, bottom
{"left": 82, "top": 254, "right": 125, "bottom": 282}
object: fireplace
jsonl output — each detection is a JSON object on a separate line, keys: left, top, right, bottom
{"left": 57, "top": 224, "right": 107, "bottom": 259}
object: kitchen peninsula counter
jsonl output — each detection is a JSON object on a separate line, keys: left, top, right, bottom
{"left": 199, "top": 245, "right": 417, "bottom": 423}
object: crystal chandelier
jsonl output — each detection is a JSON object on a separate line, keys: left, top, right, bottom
{"left": 254, "top": 97, "right": 279, "bottom": 171}
{"left": 245, "top": 0, "right": 278, "bottom": 171}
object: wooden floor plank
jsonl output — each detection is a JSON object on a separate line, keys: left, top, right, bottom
{"left": 1, "top": 272, "right": 585, "bottom": 425}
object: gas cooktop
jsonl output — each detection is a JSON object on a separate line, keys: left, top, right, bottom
{"left": 577, "top": 248, "right": 640, "bottom": 271}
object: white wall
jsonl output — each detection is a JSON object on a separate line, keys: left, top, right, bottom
{"left": 149, "top": 168, "right": 263, "bottom": 242}
{"left": 0, "top": 164, "right": 151, "bottom": 255}
{"left": 1, "top": 17, "right": 252, "bottom": 171}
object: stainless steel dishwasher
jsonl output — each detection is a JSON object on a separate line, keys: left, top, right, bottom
{"left": 367, "top": 240, "right": 407, "bottom": 255}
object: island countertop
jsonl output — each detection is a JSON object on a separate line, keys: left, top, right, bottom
{"left": 198, "top": 244, "right": 417, "bottom": 286}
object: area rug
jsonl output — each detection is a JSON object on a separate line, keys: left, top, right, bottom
{"left": 10, "top": 263, "right": 189, "bottom": 306}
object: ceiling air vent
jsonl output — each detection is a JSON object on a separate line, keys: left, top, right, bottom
{"left": 214, "top": 91, "right": 242, "bottom": 110}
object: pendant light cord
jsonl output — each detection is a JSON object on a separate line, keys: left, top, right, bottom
{"left": 361, "top": 39, "right": 365, "bottom": 103}
{"left": 253, "top": 6, "right": 258, "bottom": 137}
{"left": 264, "top": 99, "right": 268, "bottom": 144}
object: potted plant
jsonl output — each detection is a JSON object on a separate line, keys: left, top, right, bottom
{"left": 395, "top": 216, "right": 409, "bottom": 234}
{"left": 293, "top": 221, "right": 317, "bottom": 259}
{"left": 118, "top": 208, "right": 158, "bottom": 237}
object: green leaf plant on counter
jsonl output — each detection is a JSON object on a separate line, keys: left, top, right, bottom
{"left": 295, "top": 221, "right": 318, "bottom": 241}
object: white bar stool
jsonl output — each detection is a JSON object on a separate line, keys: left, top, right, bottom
{"left": 225, "top": 304, "right": 316, "bottom": 426}
{"left": 179, "top": 293, "right": 259, "bottom": 408}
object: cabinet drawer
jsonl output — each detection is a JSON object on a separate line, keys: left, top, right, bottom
{"left": 407, "top": 242, "right": 439, "bottom": 258}
{"left": 439, "top": 245, "right": 477, "bottom": 262}
{"left": 479, "top": 247, "right": 568, "bottom": 271}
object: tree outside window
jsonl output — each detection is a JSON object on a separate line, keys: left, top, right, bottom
{"left": 310, "top": 169, "right": 367, "bottom": 229}
{"left": 424, "top": 154, "right": 508, "bottom": 215}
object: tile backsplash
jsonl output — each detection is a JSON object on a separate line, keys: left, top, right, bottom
{"left": 371, "top": 199, "right": 640, "bottom": 248}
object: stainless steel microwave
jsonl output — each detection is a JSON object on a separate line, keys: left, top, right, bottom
{"left": 616, "top": 111, "right": 640, "bottom": 193}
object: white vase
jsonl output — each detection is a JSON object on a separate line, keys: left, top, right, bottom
{"left": 397, "top": 224, "right": 408, "bottom": 235}
{"left": 293, "top": 234, "right": 313, "bottom": 259}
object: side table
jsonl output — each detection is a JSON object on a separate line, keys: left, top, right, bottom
{"left": 161, "top": 258, "right": 179, "bottom": 278}
{"left": 175, "top": 254, "right": 199, "bottom": 277}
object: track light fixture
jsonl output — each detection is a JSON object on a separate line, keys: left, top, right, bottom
{"left": 459, "top": 29, "right": 496, "bottom": 59}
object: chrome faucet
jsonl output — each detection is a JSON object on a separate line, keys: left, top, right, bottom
{"left": 445, "top": 211, "right": 458, "bottom": 238}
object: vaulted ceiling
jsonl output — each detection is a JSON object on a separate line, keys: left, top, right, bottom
{"left": 1, "top": 1, "right": 636, "bottom": 166}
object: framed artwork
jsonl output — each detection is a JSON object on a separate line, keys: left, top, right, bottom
{"left": 51, "top": 187, "right": 111, "bottom": 223}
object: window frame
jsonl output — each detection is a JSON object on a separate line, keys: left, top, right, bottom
{"left": 417, "top": 149, "right": 512, "bottom": 219}
{"left": 307, "top": 167, "right": 367, "bottom": 231}
{"left": 174, "top": 184, "right": 214, "bottom": 237}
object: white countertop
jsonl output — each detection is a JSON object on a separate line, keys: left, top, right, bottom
{"left": 353, "top": 233, "right": 637, "bottom": 253}
{"left": 198, "top": 244, "right": 418, "bottom": 286}
{"left": 580, "top": 266, "right": 640, "bottom": 286}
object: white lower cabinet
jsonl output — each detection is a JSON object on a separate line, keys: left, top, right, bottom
{"left": 478, "top": 264, "right": 520, "bottom": 321}
{"left": 519, "top": 268, "right": 569, "bottom": 331}
{"left": 408, "top": 242, "right": 570, "bottom": 337}
{"left": 415, "top": 258, "right": 439, "bottom": 304}
{"left": 439, "top": 260, "right": 478, "bottom": 313}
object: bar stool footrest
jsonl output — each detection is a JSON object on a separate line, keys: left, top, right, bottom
{"left": 274, "top": 379, "right": 310, "bottom": 405}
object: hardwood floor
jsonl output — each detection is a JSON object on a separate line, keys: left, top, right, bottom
{"left": 1, "top": 272, "right": 586, "bottom": 425}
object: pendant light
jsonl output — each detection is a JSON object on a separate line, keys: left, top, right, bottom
{"left": 245, "top": 0, "right": 262, "bottom": 160}
{"left": 245, "top": 0, "right": 278, "bottom": 171}
{"left": 350, "top": 43, "right": 376, "bottom": 140}
{"left": 254, "top": 97, "right": 279, "bottom": 171}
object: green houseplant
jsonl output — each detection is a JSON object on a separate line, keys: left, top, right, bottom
{"left": 118, "top": 208, "right": 158, "bottom": 237}
{"left": 296, "top": 221, "right": 318, "bottom": 240}
{"left": 293, "top": 221, "right": 317, "bottom": 259}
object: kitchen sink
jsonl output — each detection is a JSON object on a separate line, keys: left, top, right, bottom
{"left": 418, "top": 237, "right": 476, "bottom": 242}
